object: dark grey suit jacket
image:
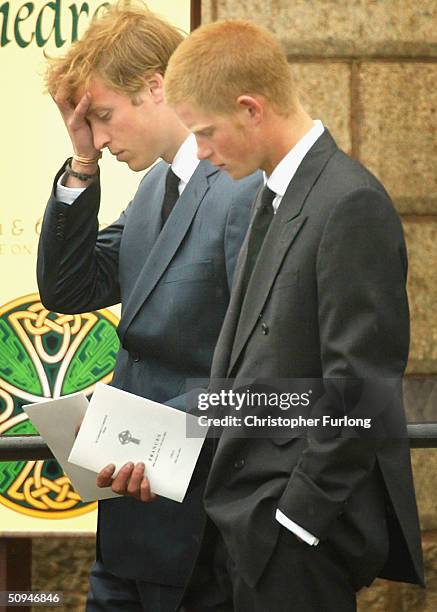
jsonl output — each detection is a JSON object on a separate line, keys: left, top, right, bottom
{"left": 204, "top": 130, "right": 424, "bottom": 590}
{"left": 37, "top": 159, "right": 261, "bottom": 586}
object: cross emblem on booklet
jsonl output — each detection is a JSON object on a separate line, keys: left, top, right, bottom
{"left": 118, "top": 430, "right": 141, "bottom": 445}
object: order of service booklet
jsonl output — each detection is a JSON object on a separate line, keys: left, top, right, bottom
{"left": 23, "top": 393, "right": 119, "bottom": 502}
{"left": 68, "top": 382, "right": 207, "bottom": 503}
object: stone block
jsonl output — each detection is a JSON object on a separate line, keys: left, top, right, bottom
{"left": 32, "top": 536, "right": 95, "bottom": 611}
{"left": 357, "top": 579, "right": 390, "bottom": 611}
{"left": 358, "top": 64, "right": 437, "bottom": 215}
{"left": 202, "top": 1, "right": 437, "bottom": 58}
{"left": 289, "top": 62, "right": 351, "bottom": 153}
{"left": 411, "top": 449, "right": 437, "bottom": 531}
{"left": 403, "top": 221, "right": 437, "bottom": 373}
{"left": 404, "top": 378, "right": 437, "bottom": 422}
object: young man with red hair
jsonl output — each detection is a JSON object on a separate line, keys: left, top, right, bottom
{"left": 165, "top": 19, "right": 424, "bottom": 611}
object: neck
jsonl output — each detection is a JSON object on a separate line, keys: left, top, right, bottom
{"left": 161, "top": 109, "right": 191, "bottom": 164}
{"left": 261, "top": 104, "right": 314, "bottom": 176}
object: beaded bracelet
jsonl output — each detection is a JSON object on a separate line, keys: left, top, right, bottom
{"left": 65, "top": 158, "right": 98, "bottom": 182}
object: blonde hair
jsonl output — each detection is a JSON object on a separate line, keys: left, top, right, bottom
{"left": 165, "top": 19, "right": 297, "bottom": 116}
{"left": 45, "top": 0, "right": 184, "bottom": 99}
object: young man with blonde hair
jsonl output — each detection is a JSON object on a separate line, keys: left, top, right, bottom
{"left": 165, "top": 20, "right": 424, "bottom": 611}
{"left": 37, "top": 5, "right": 260, "bottom": 611}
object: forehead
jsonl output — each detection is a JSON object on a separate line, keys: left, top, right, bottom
{"left": 174, "top": 101, "right": 229, "bottom": 132}
{"left": 73, "top": 77, "right": 129, "bottom": 108}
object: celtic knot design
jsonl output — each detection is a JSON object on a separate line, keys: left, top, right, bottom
{"left": 0, "top": 294, "right": 119, "bottom": 519}
{"left": 7, "top": 460, "right": 81, "bottom": 512}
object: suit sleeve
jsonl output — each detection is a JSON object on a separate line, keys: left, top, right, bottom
{"left": 37, "top": 163, "right": 130, "bottom": 313}
{"left": 277, "top": 187, "right": 409, "bottom": 539}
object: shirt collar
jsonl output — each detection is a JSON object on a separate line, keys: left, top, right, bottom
{"left": 265, "top": 120, "right": 325, "bottom": 197}
{"left": 171, "top": 133, "right": 200, "bottom": 186}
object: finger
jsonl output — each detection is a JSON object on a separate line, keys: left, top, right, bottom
{"left": 140, "top": 475, "right": 156, "bottom": 503}
{"left": 96, "top": 463, "right": 116, "bottom": 488}
{"left": 111, "top": 462, "right": 134, "bottom": 494}
{"left": 52, "top": 82, "right": 75, "bottom": 113}
{"left": 73, "top": 92, "right": 92, "bottom": 123}
{"left": 126, "top": 462, "right": 146, "bottom": 497}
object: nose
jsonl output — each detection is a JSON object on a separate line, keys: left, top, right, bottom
{"left": 196, "top": 140, "right": 213, "bottom": 161}
{"left": 92, "top": 125, "right": 110, "bottom": 151}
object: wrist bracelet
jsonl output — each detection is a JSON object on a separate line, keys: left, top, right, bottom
{"left": 65, "top": 158, "right": 98, "bottom": 182}
{"left": 73, "top": 152, "right": 102, "bottom": 165}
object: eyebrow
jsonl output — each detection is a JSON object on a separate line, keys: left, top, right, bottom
{"left": 85, "top": 105, "right": 111, "bottom": 119}
{"left": 193, "top": 125, "right": 214, "bottom": 135}
{"left": 88, "top": 105, "right": 111, "bottom": 112}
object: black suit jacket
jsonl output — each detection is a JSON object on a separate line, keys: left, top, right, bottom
{"left": 37, "top": 159, "right": 262, "bottom": 586}
{"left": 204, "top": 130, "right": 424, "bottom": 590}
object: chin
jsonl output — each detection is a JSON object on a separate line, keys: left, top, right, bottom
{"left": 126, "top": 159, "right": 138, "bottom": 171}
{"left": 130, "top": 156, "right": 158, "bottom": 172}
{"left": 127, "top": 160, "right": 145, "bottom": 172}
{"left": 227, "top": 167, "right": 250, "bottom": 180}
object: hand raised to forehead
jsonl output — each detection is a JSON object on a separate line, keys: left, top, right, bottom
{"left": 52, "top": 84, "right": 100, "bottom": 160}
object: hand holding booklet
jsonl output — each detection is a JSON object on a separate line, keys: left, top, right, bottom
{"left": 69, "top": 383, "right": 207, "bottom": 503}
{"left": 24, "top": 383, "right": 207, "bottom": 503}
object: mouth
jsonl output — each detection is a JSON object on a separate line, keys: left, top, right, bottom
{"left": 112, "top": 150, "right": 126, "bottom": 161}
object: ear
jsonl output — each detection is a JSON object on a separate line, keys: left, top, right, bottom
{"left": 143, "top": 72, "right": 165, "bottom": 103}
{"left": 236, "top": 95, "right": 263, "bottom": 123}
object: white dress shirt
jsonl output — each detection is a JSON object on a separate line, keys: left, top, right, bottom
{"left": 266, "top": 119, "right": 325, "bottom": 546}
{"left": 266, "top": 119, "right": 325, "bottom": 214}
{"left": 56, "top": 133, "right": 200, "bottom": 204}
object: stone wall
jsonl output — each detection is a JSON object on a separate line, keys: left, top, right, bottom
{"left": 32, "top": 536, "right": 95, "bottom": 611}
{"left": 202, "top": 1, "right": 437, "bottom": 610}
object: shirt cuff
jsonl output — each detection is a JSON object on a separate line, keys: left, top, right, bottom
{"left": 56, "top": 173, "right": 86, "bottom": 205}
{"left": 275, "top": 508, "right": 319, "bottom": 546}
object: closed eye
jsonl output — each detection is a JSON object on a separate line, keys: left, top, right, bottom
{"left": 195, "top": 128, "right": 214, "bottom": 138}
{"left": 96, "top": 111, "right": 111, "bottom": 122}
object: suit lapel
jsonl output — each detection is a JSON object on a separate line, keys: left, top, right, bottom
{"left": 209, "top": 187, "right": 264, "bottom": 379}
{"left": 227, "top": 130, "right": 338, "bottom": 375}
{"left": 118, "top": 161, "right": 218, "bottom": 345}
{"left": 140, "top": 166, "right": 166, "bottom": 254}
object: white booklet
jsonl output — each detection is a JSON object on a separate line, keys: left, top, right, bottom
{"left": 23, "top": 393, "right": 119, "bottom": 502}
{"left": 68, "top": 383, "right": 207, "bottom": 503}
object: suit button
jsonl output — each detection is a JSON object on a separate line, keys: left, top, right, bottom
{"left": 234, "top": 459, "right": 245, "bottom": 469}
{"left": 261, "top": 322, "right": 269, "bottom": 335}
{"left": 131, "top": 352, "right": 140, "bottom": 362}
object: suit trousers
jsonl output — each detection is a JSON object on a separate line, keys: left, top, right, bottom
{"left": 182, "top": 522, "right": 357, "bottom": 612}
{"left": 86, "top": 560, "right": 183, "bottom": 612}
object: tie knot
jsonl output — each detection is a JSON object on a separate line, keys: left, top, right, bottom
{"left": 261, "top": 185, "right": 276, "bottom": 210}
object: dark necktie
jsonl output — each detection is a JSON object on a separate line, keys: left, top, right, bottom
{"left": 161, "top": 167, "right": 180, "bottom": 227}
{"left": 241, "top": 185, "right": 276, "bottom": 294}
